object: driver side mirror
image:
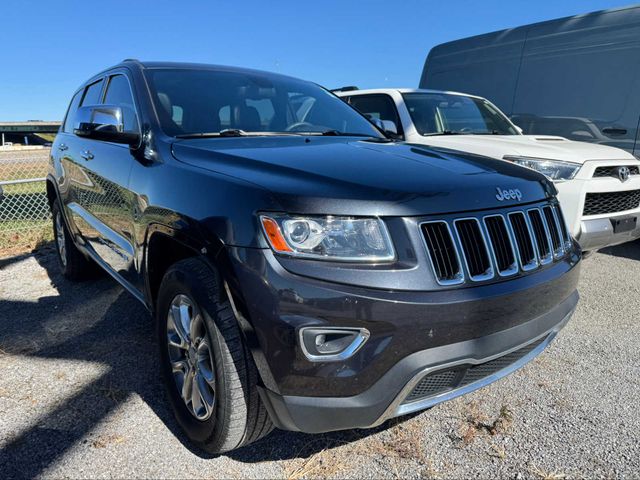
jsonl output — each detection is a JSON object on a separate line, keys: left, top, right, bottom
{"left": 74, "top": 105, "right": 140, "bottom": 145}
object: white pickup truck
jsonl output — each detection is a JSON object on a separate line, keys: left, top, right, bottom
{"left": 336, "top": 88, "right": 640, "bottom": 252}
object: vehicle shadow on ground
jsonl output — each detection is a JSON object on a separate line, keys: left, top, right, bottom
{"left": 598, "top": 238, "right": 640, "bottom": 261}
{"left": 0, "top": 245, "right": 402, "bottom": 477}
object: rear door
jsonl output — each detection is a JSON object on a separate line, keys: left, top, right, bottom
{"left": 67, "top": 73, "right": 139, "bottom": 284}
{"left": 52, "top": 88, "right": 84, "bottom": 213}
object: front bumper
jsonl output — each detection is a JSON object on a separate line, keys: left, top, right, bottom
{"left": 225, "top": 243, "right": 580, "bottom": 433}
{"left": 578, "top": 216, "right": 640, "bottom": 251}
{"left": 556, "top": 161, "right": 640, "bottom": 251}
{"left": 259, "top": 292, "right": 576, "bottom": 433}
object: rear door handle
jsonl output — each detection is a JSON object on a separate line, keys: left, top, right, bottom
{"left": 58, "top": 143, "right": 68, "bottom": 151}
{"left": 80, "top": 150, "right": 94, "bottom": 161}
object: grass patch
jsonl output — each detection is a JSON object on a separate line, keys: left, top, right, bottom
{"left": 0, "top": 220, "right": 52, "bottom": 257}
{"left": 1, "top": 181, "right": 46, "bottom": 195}
{"left": 452, "top": 402, "right": 514, "bottom": 447}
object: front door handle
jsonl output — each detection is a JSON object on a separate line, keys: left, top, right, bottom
{"left": 80, "top": 150, "right": 94, "bottom": 161}
{"left": 58, "top": 143, "right": 68, "bottom": 151}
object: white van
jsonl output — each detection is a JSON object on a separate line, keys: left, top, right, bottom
{"left": 420, "top": 5, "right": 640, "bottom": 155}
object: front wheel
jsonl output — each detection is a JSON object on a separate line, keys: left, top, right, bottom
{"left": 156, "top": 257, "right": 273, "bottom": 453}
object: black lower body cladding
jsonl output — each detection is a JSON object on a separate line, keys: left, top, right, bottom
{"left": 224, "top": 244, "right": 580, "bottom": 433}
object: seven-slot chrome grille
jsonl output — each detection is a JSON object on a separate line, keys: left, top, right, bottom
{"left": 421, "top": 203, "right": 571, "bottom": 286}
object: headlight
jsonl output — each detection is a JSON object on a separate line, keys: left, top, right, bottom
{"left": 504, "top": 156, "right": 581, "bottom": 181}
{"left": 260, "top": 214, "right": 395, "bottom": 262}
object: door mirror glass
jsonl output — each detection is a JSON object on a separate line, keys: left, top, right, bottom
{"left": 74, "top": 105, "right": 140, "bottom": 145}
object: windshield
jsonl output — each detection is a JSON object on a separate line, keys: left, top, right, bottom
{"left": 145, "top": 68, "right": 383, "bottom": 138}
{"left": 401, "top": 92, "right": 518, "bottom": 136}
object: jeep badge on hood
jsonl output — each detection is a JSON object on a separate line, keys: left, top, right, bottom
{"left": 496, "top": 187, "right": 523, "bottom": 202}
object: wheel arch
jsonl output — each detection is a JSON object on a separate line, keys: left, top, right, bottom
{"left": 144, "top": 223, "right": 236, "bottom": 312}
{"left": 144, "top": 223, "right": 275, "bottom": 391}
{"left": 45, "top": 176, "right": 58, "bottom": 207}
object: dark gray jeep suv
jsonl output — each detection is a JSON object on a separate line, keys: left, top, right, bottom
{"left": 47, "top": 60, "right": 581, "bottom": 453}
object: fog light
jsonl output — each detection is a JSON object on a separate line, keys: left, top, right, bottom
{"left": 299, "top": 327, "right": 370, "bottom": 362}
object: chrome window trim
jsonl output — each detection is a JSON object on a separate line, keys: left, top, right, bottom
{"left": 453, "top": 217, "right": 495, "bottom": 282}
{"left": 527, "top": 208, "right": 553, "bottom": 265}
{"left": 482, "top": 214, "right": 519, "bottom": 277}
{"left": 419, "top": 220, "right": 465, "bottom": 286}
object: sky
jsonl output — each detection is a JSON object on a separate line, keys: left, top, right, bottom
{"left": 0, "top": 0, "right": 631, "bottom": 120}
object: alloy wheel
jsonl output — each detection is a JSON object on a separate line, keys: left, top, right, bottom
{"left": 166, "top": 294, "right": 216, "bottom": 420}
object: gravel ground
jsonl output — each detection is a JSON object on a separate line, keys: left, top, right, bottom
{"left": 0, "top": 241, "right": 639, "bottom": 479}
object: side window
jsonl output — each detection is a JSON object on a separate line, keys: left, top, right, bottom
{"left": 103, "top": 75, "right": 139, "bottom": 133}
{"left": 62, "top": 90, "right": 83, "bottom": 133}
{"left": 81, "top": 79, "right": 104, "bottom": 106}
{"left": 349, "top": 95, "right": 402, "bottom": 135}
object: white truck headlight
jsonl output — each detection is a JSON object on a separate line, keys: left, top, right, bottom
{"left": 260, "top": 214, "right": 395, "bottom": 262}
{"left": 504, "top": 156, "right": 581, "bottom": 181}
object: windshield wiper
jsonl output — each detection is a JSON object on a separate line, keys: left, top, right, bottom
{"left": 422, "top": 130, "right": 463, "bottom": 137}
{"left": 174, "top": 129, "right": 248, "bottom": 139}
{"left": 220, "top": 128, "right": 248, "bottom": 137}
{"left": 468, "top": 130, "right": 503, "bottom": 135}
{"left": 319, "top": 130, "right": 393, "bottom": 142}
{"left": 175, "top": 130, "right": 310, "bottom": 139}
{"left": 322, "top": 130, "right": 392, "bottom": 140}
{"left": 320, "top": 130, "right": 367, "bottom": 136}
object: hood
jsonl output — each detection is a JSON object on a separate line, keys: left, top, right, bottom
{"left": 171, "top": 136, "right": 555, "bottom": 216}
{"left": 415, "top": 134, "right": 637, "bottom": 165}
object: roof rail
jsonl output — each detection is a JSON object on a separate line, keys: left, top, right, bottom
{"left": 121, "top": 58, "right": 141, "bottom": 63}
{"left": 330, "top": 86, "right": 359, "bottom": 93}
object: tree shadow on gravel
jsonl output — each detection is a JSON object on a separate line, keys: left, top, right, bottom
{"left": 0, "top": 247, "right": 402, "bottom": 478}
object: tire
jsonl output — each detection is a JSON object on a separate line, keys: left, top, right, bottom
{"left": 156, "top": 257, "right": 273, "bottom": 453}
{"left": 51, "top": 200, "right": 96, "bottom": 280}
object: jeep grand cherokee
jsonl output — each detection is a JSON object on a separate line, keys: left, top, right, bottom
{"left": 47, "top": 60, "right": 581, "bottom": 453}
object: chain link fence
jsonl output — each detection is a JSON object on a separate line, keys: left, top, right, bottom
{"left": 0, "top": 148, "right": 52, "bottom": 254}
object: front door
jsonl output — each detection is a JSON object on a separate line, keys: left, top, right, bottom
{"left": 66, "top": 74, "right": 139, "bottom": 285}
